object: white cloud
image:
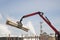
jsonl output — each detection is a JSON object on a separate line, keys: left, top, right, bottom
{"left": 26, "top": 21, "right": 36, "bottom": 35}
{"left": 0, "top": 24, "right": 11, "bottom": 37}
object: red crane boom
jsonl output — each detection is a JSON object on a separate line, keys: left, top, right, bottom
{"left": 20, "top": 11, "right": 60, "bottom": 40}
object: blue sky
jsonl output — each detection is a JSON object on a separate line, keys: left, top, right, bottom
{"left": 0, "top": 0, "right": 60, "bottom": 36}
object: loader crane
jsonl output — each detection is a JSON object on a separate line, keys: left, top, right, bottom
{"left": 19, "top": 11, "right": 60, "bottom": 40}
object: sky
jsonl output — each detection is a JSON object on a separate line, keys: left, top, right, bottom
{"left": 0, "top": 0, "right": 60, "bottom": 37}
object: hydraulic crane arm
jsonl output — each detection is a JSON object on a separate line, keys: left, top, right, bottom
{"left": 20, "top": 12, "right": 40, "bottom": 23}
{"left": 20, "top": 11, "right": 60, "bottom": 35}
